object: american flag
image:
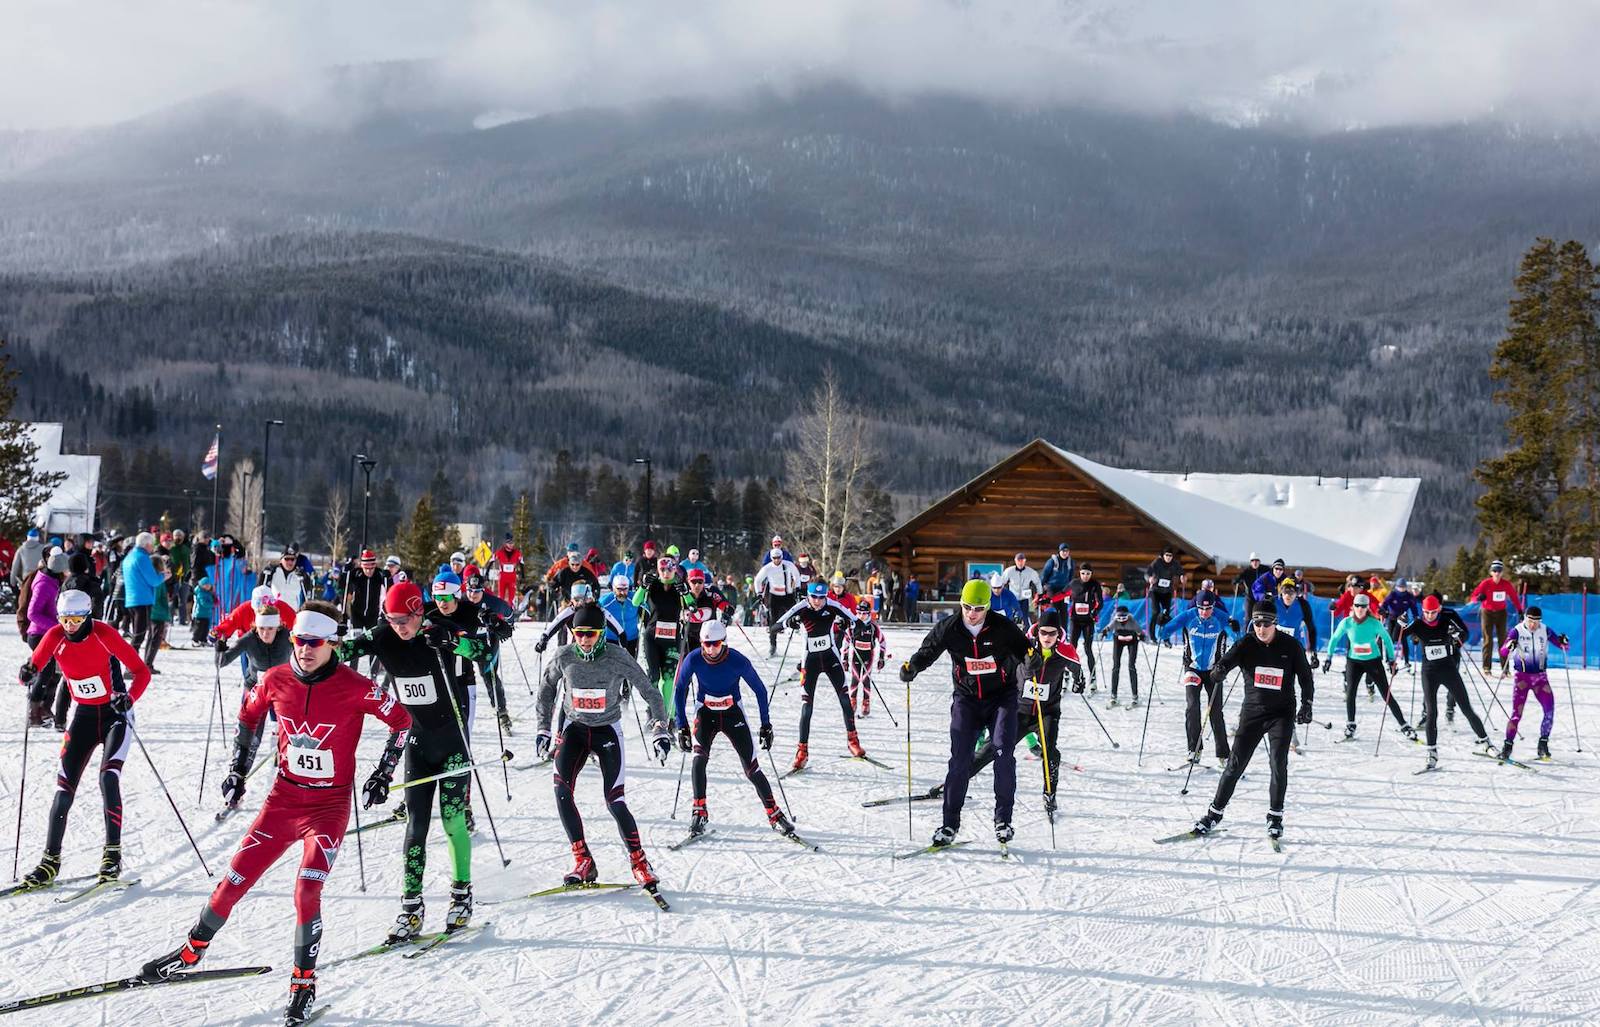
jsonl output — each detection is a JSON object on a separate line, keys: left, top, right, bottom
{"left": 201, "top": 433, "right": 219, "bottom": 480}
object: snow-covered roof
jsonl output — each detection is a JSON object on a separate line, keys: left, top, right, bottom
{"left": 29, "top": 423, "right": 100, "bottom": 535}
{"left": 1047, "top": 444, "right": 1418, "bottom": 571}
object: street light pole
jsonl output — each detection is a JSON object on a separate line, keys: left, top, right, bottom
{"left": 261, "top": 418, "right": 284, "bottom": 558}
{"left": 691, "top": 499, "right": 712, "bottom": 554}
{"left": 359, "top": 458, "right": 377, "bottom": 551}
{"left": 633, "top": 457, "right": 653, "bottom": 541}
{"left": 347, "top": 452, "right": 367, "bottom": 557}
{"left": 182, "top": 489, "right": 197, "bottom": 532}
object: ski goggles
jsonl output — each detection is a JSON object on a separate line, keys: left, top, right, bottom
{"left": 1036, "top": 627, "right": 1060, "bottom": 640}
{"left": 57, "top": 614, "right": 88, "bottom": 631}
{"left": 432, "top": 592, "right": 458, "bottom": 603}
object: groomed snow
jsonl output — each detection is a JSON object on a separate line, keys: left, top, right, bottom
{"left": 2, "top": 622, "right": 1597, "bottom": 1025}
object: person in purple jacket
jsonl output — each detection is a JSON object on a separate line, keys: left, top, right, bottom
{"left": 22, "top": 551, "right": 69, "bottom": 726}
{"left": 1497, "top": 607, "right": 1569, "bottom": 763}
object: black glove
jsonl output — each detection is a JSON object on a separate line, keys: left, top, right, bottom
{"left": 759, "top": 723, "right": 774, "bottom": 751}
{"left": 1208, "top": 666, "right": 1225, "bottom": 687}
{"left": 361, "top": 767, "right": 391, "bottom": 809}
{"left": 1386, "top": 660, "right": 1399, "bottom": 676}
{"left": 108, "top": 691, "right": 133, "bottom": 716}
{"left": 533, "top": 638, "right": 548, "bottom": 654}
{"left": 213, "top": 635, "right": 228, "bottom": 652}
{"left": 898, "top": 661, "right": 915, "bottom": 683}
{"left": 677, "top": 725, "right": 693, "bottom": 752}
{"left": 1296, "top": 701, "right": 1313, "bottom": 725}
{"left": 650, "top": 735, "right": 671, "bottom": 764}
{"left": 1070, "top": 674, "right": 1085, "bottom": 694}
{"left": 535, "top": 732, "right": 552, "bottom": 760}
{"left": 1228, "top": 618, "right": 1240, "bottom": 632}
{"left": 221, "top": 771, "right": 246, "bottom": 806}
{"left": 1320, "top": 657, "right": 1332, "bottom": 673}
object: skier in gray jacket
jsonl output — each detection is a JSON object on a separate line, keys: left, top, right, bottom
{"left": 536, "top": 604, "right": 672, "bottom": 888}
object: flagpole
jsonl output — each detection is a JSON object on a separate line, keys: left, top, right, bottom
{"left": 207, "top": 424, "right": 221, "bottom": 540}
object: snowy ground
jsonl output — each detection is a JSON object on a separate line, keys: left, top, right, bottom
{"left": 2, "top": 620, "right": 1599, "bottom": 1026}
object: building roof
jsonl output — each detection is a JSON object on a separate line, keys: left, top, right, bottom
{"left": 874, "top": 439, "right": 1419, "bottom": 572}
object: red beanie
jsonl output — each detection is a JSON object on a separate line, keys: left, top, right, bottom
{"left": 384, "top": 581, "right": 424, "bottom": 617}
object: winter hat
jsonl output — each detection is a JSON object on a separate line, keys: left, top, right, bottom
{"left": 807, "top": 581, "right": 828, "bottom": 597}
{"left": 1251, "top": 601, "right": 1278, "bottom": 623}
{"left": 666, "top": 545, "right": 681, "bottom": 558}
{"left": 26, "top": 527, "right": 39, "bottom": 539}
{"left": 385, "top": 555, "right": 401, "bottom": 567}
{"left": 1490, "top": 560, "right": 1505, "bottom": 572}
{"left": 432, "top": 571, "right": 462, "bottom": 597}
{"left": 55, "top": 589, "right": 93, "bottom": 618}
{"left": 566, "top": 542, "right": 580, "bottom": 555}
{"left": 1057, "top": 541, "right": 1070, "bottom": 551}
{"left": 1035, "top": 608, "right": 1064, "bottom": 632}
{"left": 1421, "top": 595, "right": 1442, "bottom": 613}
{"left": 1114, "top": 605, "right": 1131, "bottom": 619}
{"left": 1272, "top": 558, "right": 1286, "bottom": 570}
{"left": 1352, "top": 594, "right": 1371, "bottom": 609}
{"left": 961, "top": 579, "right": 992, "bottom": 608}
{"left": 1526, "top": 606, "right": 1543, "bottom": 619}
{"left": 504, "top": 533, "right": 513, "bottom": 542}
{"left": 384, "top": 581, "right": 425, "bottom": 617}
{"left": 47, "top": 551, "right": 69, "bottom": 573}
{"left": 450, "top": 551, "right": 466, "bottom": 564}
{"left": 572, "top": 604, "right": 606, "bottom": 632}
{"left": 251, "top": 585, "right": 276, "bottom": 606}
{"left": 360, "top": 549, "right": 376, "bottom": 562}
{"left": 700, "top": 619, "right": 728, "bottom": 644}
{"left": 466, "top": 573, "right": 486, "bottom": 590}
{"left": 770, "top": 547, "right": 783, "bottom": 561}
{"left": 686, "top": 568, "right": 707, "bottom": 583}
{"left": 611, "top": 574, "right": 631, "bottom": 590}
{"left": 988, "top": 573, "right": 1005, "bottom": 589}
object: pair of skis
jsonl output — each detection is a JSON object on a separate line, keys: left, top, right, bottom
{"left": 1152, "top": 828, "right": 1283, "bottom": 853}
{"left": 327, "top": 922, "right": 494, "bottom": 968}
{"left": 891, "top": 839, "right": 1021, "bottom": 861}
{"left": 1, "top": 965, "right": 272, "bottom": 1015}
{"left": 0, "top": 875, "right": 138, "bottom": 904}
{"left": 514, "top": 880, "right": 671, "bottom": 911}
{"left": 670, "top": 824, "right": 821, "bottom": 853}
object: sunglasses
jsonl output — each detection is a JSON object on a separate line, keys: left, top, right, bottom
{"left": 702, "top": 639, "right": 725, "bottom": 649}
{"left": 384, "top": 612, "right": 421, "bottom": 625}
{"left": 961, "top": 603, "right": 987, "bottom": 612}
{"left": 1251, "top": 617, "right": 1278, "bottom": 627}
{"left": 432, "top": 593, "right": 456, "bottom": 602}
{"left": 1036, "top": 628, "right": 1060, "bottom": 638}
{"left": 291, "top": 635, "right": 330, "bottom": 649}
{"left": 572, "top": 628, "right": 603, "bottom": 639}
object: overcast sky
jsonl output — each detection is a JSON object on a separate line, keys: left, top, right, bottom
{"left": 6, "top": 0, "right": 1597, "bottom": 132}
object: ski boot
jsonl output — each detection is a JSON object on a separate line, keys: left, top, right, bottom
{"left": 1027, "top": 739, "right": 1043, "bottom": 759}
{"left": 630, "top": 849, "right": 659, "bottom": 889}
{"left": 1266, "top": 812, "right": 1283, "bottom": 840}
{"left": 790, "top": 742, "right": 809, "bottom": 772}
{"left": 689, "top": 799, "right": 709, "bottom": 837}
{"left": 995, "top": 821, "right": 1015, "bottom": 844}
{"left": 564, "top": 840, "right": 597, "bottom": 885}
{"left": 1538, "top": 736, "right": 1552, "bottom": 761}
{"left": 846, "top": 732, "right": 867, "bottom": 758}
{"left": 141, "top": 937, "right": 207, "bottom": 982}
{"left": 284, "top": 967, "right": 316, "bottom": 1026}
{"left": 445, "top": 881, "right": 473, "bottom": 931}
{"left": 386, "top": 895, "right": 425, "bottom": 945}
{"left": 1499, "top": 738, "right": 1515, "bottom": 761}
{"left": 767, "top": 804, "right": 795, "bottom": 836}
{"left": 1183, "top": 751, "right": 1202, "bottom": 767}
{"left": 497, "top": 709, "right": 514, "bottom": 734}
{"left": 1042, "top": 792, "right": 1057, "bottom": 815}
{"left": 1107, "top": 697, "right": 1120, "bottom": 709}
{"left": 1192, "top": 808, "right": 1223, "bottom": 836}
{"left": 20, "top": 853, "right": 60, "bottom": 891}
{"left": 1401, "top": 724, "right": 1418, "bottom": 742}
{"left": 1343, "top": 723, "right": 1357, "bottom": 741}
{"left": 1474, "top": 736, "right": 1495, "bottom": 755}
{"left": 1128, "top": 696, "right": 1141, "bottom": 709}
{"left": 1424, "top": 747, "right": 1438, "bottom": 771}
{"left": 928, "top": 783, "right": 945, "bottom": 798}
{"left": 1217, "top": 755, "right": 1229, "bottom": 770}
{"left": 930, "top": 825, "right": 957, "bottom": 848}
{"left": 98, "top": 844, "right": 122, "bottom": 882}
{"left": 1445, "top": 709, "right": 1456, "bottom": 726}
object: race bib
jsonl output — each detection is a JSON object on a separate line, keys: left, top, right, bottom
{"left": 1424, "top": 644, "right": 1449, "bottom": 661}
{"left": 1157, "top": 578, "right": 1171, "bottom": 589}
{"left": 1492, "top": 590, "right": 1506, "bottom": 603}
{"left": 67, "top": 676, "right": 108, "bottom": 701}
{"left": 806, "top": 634, "right": 831, "bottom": 653}
{"left": 1021, "top": 678, "right": 1050, "bottom": 702}
{"left": 502, "top": 563, "right": 516, "bottom": 573}
{"left": 703, "top": 695, "right": 734, "bottom": 711}
{"left": 1182, "top": 672, "right": 1202, "bottom": 688}
{"left": 1074, "top": 603, "right": 1090, "bottom": 616}
{"left": 654, "top": 622, "right": 678, "bottom": 640}
{"left": 1352, "top": 643, "right": 1373, "bottom": 657}
{"left": 571, "top": 687, "right": 608, "bottom": 713}
{"left": 855, "top": 640, "right": 875, "bottom": 651}
{"left": 965, "top": 656, "right": 997, "bottom": 675}
{"left": 286, "top": 741, "right": 334, "bottom": 782}
{"left": 1253, "top": 667, "right": 1285, "bottom": 690}
{"left": 394, "top": 675, "right": 437, "bottom": 706}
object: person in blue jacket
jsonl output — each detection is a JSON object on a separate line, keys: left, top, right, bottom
{"left": 1271, "top": 578, "right": 1319, "bottom": 655}
{"left": 988, "top": 574, "right": 1025, "bottom": 626}
{"left": 121, "top": 531, "right": 169, "bottom": 670}
{"left": 1039, "top": 542, "right": 1075, "bottom": 599}
{"left": 600, "top": 574, "right": 641, "bottom": 656}
{"left": 1162, "top": 594, "right": 1238, "bottom": 764}
{"left": 1251, "top": 559, "right": 1291, "bottom": 603}
{"left": 1380, "top": 579, "right": 1422, "bottom": 651}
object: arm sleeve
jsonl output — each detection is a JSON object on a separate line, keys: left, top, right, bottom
{"left": 741, "top": 656, "right": 772, "bottom": 725}
{"left": 603, "top": 609, "right": 625, "bottom": 636}
{"left": 219, "top": 638, "right": 250, "bottom": 668}
{"left": 536, "top": 657, "right": 561, "bottom": 730}
{"left": 773, "top": 602, "right": 804, "bottom": 629}
{"left": 1377, "top": 625, "right": 1396, "bottom": 661}
{"left": 630, "top": 657, "right": 668, "bottom": 730}
{"left": 1508, "top": 588, "right": 1525, "bottom": 613}
{"left": 1300, "top": 599, "right": 1318, "bottom": 650}
{"left": 1325, "top": 618, "right": 1348, "bottom": 655}
{"left": 99, "top": 624, "right": 152, "bottom": 701}
{"left": 672, "top": 653, "right": 693, "bottom": 727}
{"left": 28, "top": 626, "right": 64, "bottom": 671}
{"left": 1159, "top": 609, "right": 1192, "bottom": 640}
{"left": 908, "top": 617, "right": 952, "bottom": 674}
{"left": 538, "top": 607, "right": 574, "bottom": 645}
{"left": 366, "top": 682, "right": 413, "bottom": 735}
{"left": 1292, "top": 644, "right": 1315, "bottom": 704}
{"left": 1467, "top": 580, "right": 1486, "bottom": 604}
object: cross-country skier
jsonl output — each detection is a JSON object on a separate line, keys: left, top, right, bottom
{"left": 436, "top": 572, "right": 518, "bottom": 734}
{"left": 1271, "top": 578, "right": 1319, "bottom": 656}
{"left": 1468, "top": 560, "right": 1525, "bottom": 673}
{"left": 1497, "top": 606, "right": 1569, "bottom": 762}
{"left": 899, "top": 577, "right": 1032, "bottom": 848}
{"left": 632, "top": 556, "right": 690, "bottom": 708}
{"left": 17, "top": 589, "right": 150, "bottom": 889}
{"left": 534, "top": 581, "right": 623, "bottom": 653}
{"left": 599, "top": 574, "right": 641, "bottom": 656}
{"left": 673, "top": 619, "right": 792, "bottom": 836}
{"left": 1189, "top": 601, "right": 1314, "bottom": 842}
{"left": 1145, "top": 546, "right": 1185, "bottom": 629}
{"left": 343, "top": 550, "right": 390, "bottom": 637}
{"left": 536, "top": 604, "right": 671, "bottom": 888}
{"left": 492, "top": 534, "right": 522, "bottom": 606}
{"left": 774, "top": 581, "right": 865, "bottom": 770}
{"left": 842, "top": 605, "right": 886, "bottom": 718}
{"left": 1099, "top": 606, "right": 1147, "bottom": 706}
{"left": 752, "top": 547, "right": 801, "bottom": 656}
{"left": 1397, "top": 595, "right": 1493, "bottom": 768}
{"left": 335, "top": 581, "right": 490, "bottom": 944}
{"left": 1065, "top": 563, "right": 1104, "bottom": 688}
{"left": 1323, "top": 593, "right": 1414, "bottom": 741}
{"left": 1160, "top": 594, "right": 1236, "bottom": 766}
{"left": 681, "top": 568, "right": 733, "bottom": 649}
{"left": 140, "top": 601, "right": 411, "bottom": 1026}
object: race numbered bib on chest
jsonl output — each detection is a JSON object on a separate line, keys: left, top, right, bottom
{"left": 1021, "top": 678, "right": 1050, "bottom": 702}
{"left": 855, "top": 640, "right": 875, "bottom": 651}
{"left": 394, "top": 675, "right": 437, "bottom": 706}
{"left": 286, "top": 741, "right": 334, "bottom": 782}
{"left": 1157, "top": 578, "right": 1171, "bottom": 589}
{"left": 1492, "top": 591, "right": 1506, "bottom": 603}
{"left": 1182, "top": 672, "right": 1202, "bottom": 688}
{"left": 703, "top": 694, "right": 734, "bottom": 711}
{"left": 1424, "top": 643, "right": 1449, "bottom": 661}
{"left": 1253, "top": 667, "right": 1285, "bottom": 691}
{"left": 571, "top": 687, "right": 608, "bottom": 713}
{"left": 502, "top": 563, "right": 516, "bottom": 573}
{"left": 1074, "top": 603, "right": 1090, "bottom": 616}
{"left": 965, "top": 656, "right": 997, "bottom": 675}
{"left": 806, "top": 634, "right": 832, "bottom": 653}
{"left": 67, "top": 676, "right": 108, "bottom": 701}
{"left": 654, "top": 622, "right": 678, "bottom": 640}
{"left": 1352, "top": 643, "right": 1373, "bottom": 657}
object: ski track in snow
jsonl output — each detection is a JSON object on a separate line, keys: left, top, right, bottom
{"left": 1, "top": 624, "right": 1597, "bottom": 1024}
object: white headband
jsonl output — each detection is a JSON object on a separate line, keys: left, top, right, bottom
{"left": 256, "top": 610, "right": 282, "bottom": 628}
{"left": 292, "top": 610, "right": 340, "bottom": 640}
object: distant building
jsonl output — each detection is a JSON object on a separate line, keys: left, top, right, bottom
{"left": 29, "top": 423, "right": 100, "bottom": 535}
{"left": 870, "top": 439, "right": 1419, "bottom": 597}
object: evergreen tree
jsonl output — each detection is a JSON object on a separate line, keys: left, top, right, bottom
{"left": 511, "top": 491, "right": 534, "bottom": 589}
{"left": 740, "top": 479, "right": 770, "bottom": 543}
{"left": 371, "top": 476, "right": 402, "bottom": 547}
{"left": 439, "top": 523, "right": 464, "bottom": 572}
{"left": 1554, "top": 240, "right": 1600, "bottom": 583}
{"left": 487, "top": 483, "right": 516, "bottom": 536}
{"left": 397, "top": 493, "right": 442, "bottom": 578}
{"left": 428, "top": 468, "right": 455, "bottom": 523}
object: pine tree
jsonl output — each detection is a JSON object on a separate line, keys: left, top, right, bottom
{"left": 1475, "top": 239, "right": 1575, "bottom": 573}
{"left": 511, "top": 491, "right": 534, "bottom": 589}
{"left": 1554, "top": 240, "right": 1600, "bottom": 584}
{"left": 397, "top": 494, "right": 442, "bottom": 579}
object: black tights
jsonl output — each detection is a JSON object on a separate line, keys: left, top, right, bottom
{"left": 552, "top": 722, "right": 641, "bottom": 851}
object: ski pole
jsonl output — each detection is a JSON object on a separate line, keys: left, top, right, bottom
{"left": 508, "top": 635, "right": 536, "bottom": 697}
{"left": 630, "top": 687, "right": 651, "bottom": 753}
{"left": 1080, "top": 690, "right": 1121, "bottom": 749}
{"left": 1033, "top": 690, "right": 1055, "bottom": 850}
{"left": 772, "top": 626, "right": 796, "bottom": 695}
{"left": 866, "top": 674, "right": 899, "bottom": 728}
{"left": 670, "top": 747, "right": 688, "bottom": 819}
{"left": 350, "top": 786, "right": 367, "bottom": 893}
{"left": 1179, "top": 671, "right": 1227, "bottom": 796}
{"left": 199, "top": 654, "right": 222, "bottom": 803}
{"left": 388, "top": 754, "right": 512, "bottom": 791}
{"left": 1372, "top": 665, "right": 1402, "bottom": 758}
{"left": 905, "top": 676, "right": 914, "bottom": 841}
{"left": 1136, "top": 668, "right": 1157, "bottom": 766}
{"left": 128, "top": 720, "right": 212, "bottom": 877}
{"left": 766, "top": 746, "right": 795, "bottom": 822}
{"left": 11, "top": 714, "right": 29, "bottom": 881}
{"left": 485, "top": 639, "right": 513, "bottom": 801}
{"left": 1563, "top": 663, "right": 1583, "bottom": 752}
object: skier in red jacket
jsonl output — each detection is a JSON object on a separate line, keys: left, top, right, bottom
{"left": 1467, "top": 559, "right": 1524, "bottom": 673}
{"left": 492, "top": 534, "right": 522, "bottom": 605}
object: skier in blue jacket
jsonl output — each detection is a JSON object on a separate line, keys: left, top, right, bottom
{"left": 1162, "top": 595, "right": 1237, "bottom": 763}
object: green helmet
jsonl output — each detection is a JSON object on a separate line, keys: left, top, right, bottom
{"left": 960, "top": 578, "right": 992, "bottom": 608}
